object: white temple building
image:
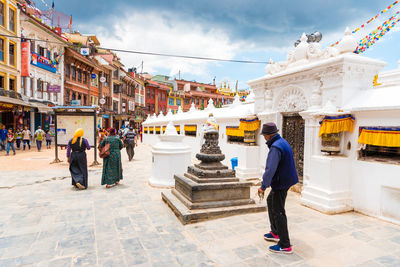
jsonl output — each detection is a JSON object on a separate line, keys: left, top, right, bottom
{"left": 143, "top": 28, "right": 400, "bottom": 225}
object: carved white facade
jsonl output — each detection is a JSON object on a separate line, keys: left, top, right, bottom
{"left": 249, "top": 28, "right": 400, "bottom": 224}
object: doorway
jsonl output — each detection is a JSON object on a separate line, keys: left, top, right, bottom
{"left": 282, "top": 114, "right": 305, "bottom": 184}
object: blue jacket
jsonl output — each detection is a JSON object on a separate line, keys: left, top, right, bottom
{"left": 261, "top": 134, "right": 299, "bottom": 190}
{"left": 0, "top": 129, "right": 8, "bottom": 140}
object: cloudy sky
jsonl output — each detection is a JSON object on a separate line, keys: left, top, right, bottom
{"left": 38, "top": 0, "right": 400, "bottom": 90}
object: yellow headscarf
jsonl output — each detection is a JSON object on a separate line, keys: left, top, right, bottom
{"left": 71, "top": 128, "right": 84, "bottom": 145}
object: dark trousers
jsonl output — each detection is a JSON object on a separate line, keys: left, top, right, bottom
{"left": 16, "top": 139, "right": 21, "bottom": 149}
{"left": 267, "top": 189, "right": 291, "bottom": 248}
{"left": 0, "top": 139, "right": 5, "bottom": 151}
{"left": 126, "top": 143, "right": 135, "bottom": 161}
{"left": 23, "top": 140, "right": 31, "bottom": 150}
{"left": 46, "top": 140, "right": 51, "bottom": 147}
{"left": 36, "top": 140, "right": 42, "bottom": 151}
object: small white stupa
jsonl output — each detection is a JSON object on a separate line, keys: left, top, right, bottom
{"left": 149, "top": 121, "right": 192, "bottom": 188}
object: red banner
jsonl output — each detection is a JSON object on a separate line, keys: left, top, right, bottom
{"left": 21, "top": 42, "right": 30, "bottom": 77}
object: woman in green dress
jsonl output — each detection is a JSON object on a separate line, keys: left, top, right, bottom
{"left": 100, "top": 128, "right": 123, "bottom": 188}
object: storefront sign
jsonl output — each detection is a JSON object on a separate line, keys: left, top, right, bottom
{"left": 102, "top": 114, "right": 110, "bottom": 119}
{"left": 71, "top": 100, "right": 81, "bottom": 106}
{"left": 47, "top": 85, "right": 61, "bottom": 93}
{"left": 91, "top": 73, "right": 97, "bottom": 79}
{"left": 21, "top": 42, "right": 30, "bottom": 76}
{"left": 31, "top": 52, "right": 57, "bottom": 73}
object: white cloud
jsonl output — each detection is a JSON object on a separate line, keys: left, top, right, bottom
{"left": 77, "top": 10, "right": 246, "bottom": 80}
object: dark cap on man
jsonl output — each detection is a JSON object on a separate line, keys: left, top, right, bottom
{"left": 260, "top": 122, "right": 279, "bottom": 135}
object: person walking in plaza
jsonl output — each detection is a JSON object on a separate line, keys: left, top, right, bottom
{"left": 0, "top": 125, "right": 7, "bottom": 151}
{"left": 99, "top": 128, "right": 123, "bottom": 188}
{"left": 22, "top": 126, "right": 32, "bottom": 150}
{"left": 258, "top": 122, "right": 298, "bottom": 254}
{"left": 123, "top": 126, "right": 137, "bottom": 161}
{"left": 67, "top": 128, "right": 90, "bottom": 190}
{"left": 15, "top": 128, "right": 22, "bottom": 150}
{"left": 34, "top": 126, "right": 45, "bottom": 152}
{"left": 6, "top": 129, "right": 16, "bottom": 156}
{"left": 45, "top": 130, "right": 52, "bottom": 149}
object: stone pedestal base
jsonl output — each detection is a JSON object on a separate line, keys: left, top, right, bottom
{"left": 162, "top": 191, "right": 266, "bottom": 224}
{"left": 301, "top": 155, "right": 353, "bottom": 214}
{"left": 235, "top": 145, "right": 261, "bottom": 181}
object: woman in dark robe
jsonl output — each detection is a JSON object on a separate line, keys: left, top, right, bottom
{"left": 67, "top": 128, "right": 91, "bottom": 190}
{"left": 99, "top": 127, "right": 123, "bottom": 188}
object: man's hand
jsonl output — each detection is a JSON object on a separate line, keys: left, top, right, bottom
{"left": 258, "top": 187, "right": 265, "bottom": 194}
{"left": 67, "top": 157, "right": 71, "bottom": 163}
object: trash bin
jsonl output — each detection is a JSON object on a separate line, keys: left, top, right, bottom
{"left": 231, "top": 157, "right": 238, "bottom": 170}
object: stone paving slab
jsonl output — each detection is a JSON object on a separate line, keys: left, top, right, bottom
{"left": 0, "top": 144, "right": 400, "bottom": 266}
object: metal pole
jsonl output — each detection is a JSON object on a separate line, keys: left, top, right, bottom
{"left": 51, "top": 111, "right": 61, "bottom": 163}
{"left": 90, "top": 110, "right": 100, "bottom": 166}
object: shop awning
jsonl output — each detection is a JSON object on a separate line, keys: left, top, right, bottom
{"left": 32, "top": 102, "right": 53, "bottom": 114}
{"left": 358, "top": 127, "right": 400, "bottom": 147}
{"left": 0, "top": 96, "right": 35, "bottom": 108}
{"left": 319, "top": 114, "right": 355, "bottom": 137}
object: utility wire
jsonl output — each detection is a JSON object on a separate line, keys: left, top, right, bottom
{"left": 0, "top": 33, "right": 268, "bottom": 64}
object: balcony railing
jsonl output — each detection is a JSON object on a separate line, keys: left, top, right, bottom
{"left": 0, "top": 89, "right": 23, "bottom": 99}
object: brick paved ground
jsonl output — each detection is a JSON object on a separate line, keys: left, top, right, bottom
{"left": 0, "top": 144, "right": 400, "bottom": 266}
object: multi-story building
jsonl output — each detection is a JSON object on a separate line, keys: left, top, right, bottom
{"left": 152, "top": 75, "right": 182, "bottom": 114}
{"left": 120, "top": 69, "right": 136, "bottom": 127}
{"left": 145, "top": 80, "right": 169, "bottom": 116}
{"left": 0, "top": 0, "right": 23, "bottom": 129}
{"left": 63, "top": 47, "right": 102, "bottom": 106}
{"left": 132, "top": 72, "right": 146, "bottom": 128}
{"left": 95, "top": 53, "right": 114, "bottom": 129}
{"left": 176, "top": 79, "right": 234, "bottom": 112}
{"left": 20, "top": 7, "right": 68, "bottom": 131}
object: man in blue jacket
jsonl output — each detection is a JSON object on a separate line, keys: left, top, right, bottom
{"left": 0, "top": 125, "right": 8, "bottom": 151}
{"left": 258, "top": 122, "right": 298, "bottom": 254}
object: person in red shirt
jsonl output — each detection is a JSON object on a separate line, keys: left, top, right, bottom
{"left": 6, "top": 129, "right": 16, "bottom": 156}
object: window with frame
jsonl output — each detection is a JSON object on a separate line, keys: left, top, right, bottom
{"left": 71, "top": 67, "right": 76, "bottom": 80}
{"left": 0, "top": 38, "right": 3, "bottom": 61}
{"left": 9, "top": 8, "right": 15, "bottom": 32}
{"left": 151, "top": 89, "right": 155, "bottom": 99}
{"left": 83, "top": 72, "right": 87, "bottom": 84}
{"left": 0, "top": 75, "right": 4, "bottom": 89}
{"left": 176, "top": 99, "right": 182, "bottom": 106}
{"left": 196, "top": 98, "right": 199, "bottom": 105}
{"left": 37, "top": 80, "right": 43, "bottom": 98}
{"left": 9, "top": 78, "right": 14, "bottom": 91}
{"left": 65, "top": 65, "right": 70, "bottom": 78}
{"left": 184, "top": 98, "right": 190, "bottom": 105}
{"left": 158, "top": 92, "right": 161, "bottom": 101}
{"left": 168, "top": 98, "right": 174, "bottom": 106}
{"left": 9, "top": 42, "right": 15, "bottom": 66}
{"left": 39, "top": 47, "right": 46, "bottom": 57}
{"left": 0, "top": 2, "right": 4, "bottom": 27}
{"left": 146, "top": 88, "right": 150, "bottom": 99}
{"left": 77, "top": 69, "right": 82, "bottom": 82}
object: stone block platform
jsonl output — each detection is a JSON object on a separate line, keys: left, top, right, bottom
{"left": 162, "top": 128, "right": 266, "bottom": 224}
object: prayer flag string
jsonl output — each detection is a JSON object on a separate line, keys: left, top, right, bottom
{"left": 331, "top": 0, "right": 399, "bottom": 47}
